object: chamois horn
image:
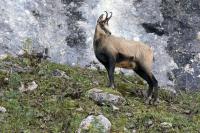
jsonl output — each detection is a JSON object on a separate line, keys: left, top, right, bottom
{"left": 107, "top": 12, "right": 112, "bottom": 21}
{"left": 104, "top": 11, "right": 108, "bottom": 19}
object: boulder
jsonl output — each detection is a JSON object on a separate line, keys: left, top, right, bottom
{"left": 0, "top": 106, "right": 6, "bottom": 113}
{"left": 0, "top": 54, "right": 8, "bottom": 60}
{"left": 88, "top": 88, "right": 126, "bottom": 106}
{"left": 160, "top": 122, "right": 172, "bottom": 129}
{"left": 78, "top": 115, "right": 111, "bottom": 133}
{"left": 52, "top": 69, "right": 70, "bottom": 79}
{"left": 19, "top": 81, "right": 38, "bottom": 92}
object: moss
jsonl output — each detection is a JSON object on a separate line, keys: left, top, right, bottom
{"left": 0, "top": 56, "right": 200, "bottom": 132}
{"left": 9, "top": 73, "right": 22, "bottom": 89}
{"left": 0, "top": 71, "right": 7, "bottom": 87}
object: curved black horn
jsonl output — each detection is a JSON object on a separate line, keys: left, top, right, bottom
{"left": 107, "top": 12, "right": 112, "bottom": 21}
{"left": 104, "top": 11, "right": 108, "bottom": 19}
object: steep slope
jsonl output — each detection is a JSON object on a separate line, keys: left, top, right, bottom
{"left": 0, "top": 56, "right": 200, "bottom": 132}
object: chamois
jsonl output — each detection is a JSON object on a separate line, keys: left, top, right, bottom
{"left": 93, "top": 12, "right": 158, "bottom": 104}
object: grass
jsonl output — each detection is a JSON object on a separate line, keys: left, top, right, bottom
{"left": 0, "top": 56, "right": 200, "bottom": 132}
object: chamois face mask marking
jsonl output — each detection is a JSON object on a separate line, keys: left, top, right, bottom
{"left": 100, "top": 23, "right": 111, "bottom": 35}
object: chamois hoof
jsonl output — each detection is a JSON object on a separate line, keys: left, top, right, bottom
{"left": 152, "top": 98, "right": 160, "bottom": 106}
{"left": 106, "top": 84, "right": 115, "bottom": 89}
{"left": 145, "top": 97, "right": 159, "bottom": 105}
{"left": 145, "top": 97, "right": 152, "bottom": 105}
{"left": 148, "top": 98, "right": 160, "bottom": 106}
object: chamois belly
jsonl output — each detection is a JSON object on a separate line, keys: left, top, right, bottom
{"left": 116, "top": 60, "right": 136, "bottom": 69}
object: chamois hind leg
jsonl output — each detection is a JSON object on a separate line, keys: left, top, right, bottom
{"left": 104, "top": 57, "right": 116, "bottom": 89}
{"left": 134, "top": 69, "right": 155, "bottom": 104}
{"left": 151, "top": 74, "right": 159, "bottom": 103}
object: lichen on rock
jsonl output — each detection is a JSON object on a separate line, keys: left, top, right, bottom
{"left": 78, "top": 115, "right": 111, "bottom": 133}
{"left": 88, "top": 88, "right": 126, "bottom": 106}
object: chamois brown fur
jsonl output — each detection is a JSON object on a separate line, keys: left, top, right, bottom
{"left": 93, "top": 12, "right": 158, "bottom": 104}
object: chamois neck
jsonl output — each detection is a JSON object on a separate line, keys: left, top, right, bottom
{"left": 94, "top": 25, "right": 106, "bottom": 40}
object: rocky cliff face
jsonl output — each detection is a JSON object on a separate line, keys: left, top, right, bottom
{"left": 0, "top": 0, "right": 199, "bottom": 90}
{"left": 161, "top": 0, "right": 200, "bottom": 90}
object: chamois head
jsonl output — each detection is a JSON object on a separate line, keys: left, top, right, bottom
{"left": 96, "top": 11, "right": 112, "bottom": 35}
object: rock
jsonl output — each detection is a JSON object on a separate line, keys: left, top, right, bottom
{"left": 125, "top": 112, "right": 133, "bottom": 117}
{"left": 184, "top": 64, "right": 194, "bottom": 74}
{"left": 132, "top": 129, "right": 137, "bottom": 133}
{"left": 3, "top": 77, "right": 9, "bottom": 85}
{"left": 89, "top": 66, "right": 98, "bottom": 70}
{"left": 12, "top": 65, "right": 33, "bottom": 73}
{"left": 93, "top": 80, "right": 99, "bottom": 86}
{"left": 197, "top": 32, "right": 200, "bottom": 41}
{"left": 127, "top": 123, "right": 136, "bottom": 129}
{"left": 72, "top": 63, "right": 76, "bottom": 66}
{"left": 65, "top": 87, "right": 82, "bottom": 99}
{"left": 0, "top": 106, "right": 6, "bottom": 113}
{"left": 183, "top": 109, "right": 191, "bottom": 115}
{"left": 88, "top": 88, "right": 126, "bottom": 106}
{"left": 115, "top": 68, "right": 121, "bottom": 74}
{"left": 0, "top": 62, "right": 32, "bottom": 73}
{"left": 112, "top": 105, "right": 119, "bottom": 111}
{"left": 124, "top": 127, "right": 129, "bottom": 132}
{"left": 52, "top": 69, "right": 70, "bottom": 79}
{"left": 76, "top": 107, "right": 84, "bottom": 112}
{"left": 78, "top": 115, "right": 111, "bottom": 133}
{"left": 0, "top": 54, "right": 8, "bottom": 60}
{"left": 85, "top": 61, "right": 99, "bottom": 71}
{"left": 19, "top": 81, "right": 38, "bottom": 92}
{"left": 160, "top": 122, "right": 172, "bottom": 129}
{"left": 161, "top": 0, "right": 200, "bottom": 90}
{"left": 145, "top": 120, "right": 153, "bottom": 127}
{"left": 4, "top": 78, "right": 9, "bottom": 82}
{"left": 194, "top": 53, "right": 200, "bottom": 62}
{"left": 167, "top": 71, "right": 176, "bottom": 81}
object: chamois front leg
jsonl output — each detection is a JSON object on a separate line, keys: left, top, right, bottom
{"left": 105, "top": 57, "right": 116, "bottom": 89}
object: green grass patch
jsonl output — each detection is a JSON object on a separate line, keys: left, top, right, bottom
{"left": 0, "top": 56, "right": 200, "bottom": 132}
